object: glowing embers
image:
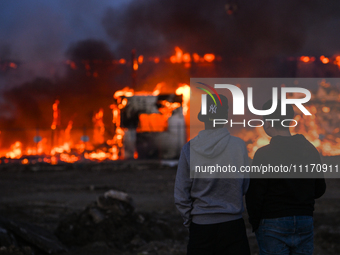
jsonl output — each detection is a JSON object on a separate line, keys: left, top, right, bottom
{"left": 51, "top": 100, "right": 60, "bottom": 130}
{"left": 6, "top": 141, "right": 22, "bottom": 159}
{"left": 320, "top": 55, "right": 330, "bottom": 64}
{"left": 176, "top": 84, "right": 190, "bottom": 116}
{"left": 93, "top": 109, "right": 105, "bottom": 144}
{"left": 169, "top": 47, "right": 218, "bottom": 67}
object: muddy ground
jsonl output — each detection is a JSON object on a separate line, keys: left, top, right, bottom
{"left": 0, "top": 157, "right": 339, "bottom": 255}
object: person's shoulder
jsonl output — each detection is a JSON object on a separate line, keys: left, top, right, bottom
{"left": 180, "top": 141, "right": 190, "bottom": 157}
{"left": 297, "top": 134, "right": 318, "bottom": 151}
{"left": 229, "top": 135, "right": 246, "bottom": 146}
{"left": 295, "top": 134, "right": 321, "bottom": 159}
{"left": 253, "top": 144, "right": 272, "bottom": 159}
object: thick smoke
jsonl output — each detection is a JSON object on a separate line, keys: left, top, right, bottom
{"left": 0, "top": 0, "right": 117, "bottom": 86}
{"left": 1, "top": 0, "right": 340, "bottom": 147}
{"left": 102, "top": 0, "right": 340, "bottom": 58}
{"left": 0, "top": 40, "right": 118, "bottom": 131}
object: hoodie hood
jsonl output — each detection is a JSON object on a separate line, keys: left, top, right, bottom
{"left": 190, "top": 128, "right": 231, "bottom": 158}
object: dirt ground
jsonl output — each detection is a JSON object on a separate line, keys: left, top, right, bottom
{"left": 0, "top": 157, "right": 339, "bottom": 255}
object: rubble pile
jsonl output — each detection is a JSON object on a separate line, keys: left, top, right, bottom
{"left": 0, "top": 190, "right": 187, "bottom": 255}
{"left": 55, "top": 190, "right": 187, "bottom": 254}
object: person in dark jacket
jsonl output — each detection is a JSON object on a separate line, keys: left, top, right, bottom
{"left": 246, "top": 100, "right": 326, "bottom": 255}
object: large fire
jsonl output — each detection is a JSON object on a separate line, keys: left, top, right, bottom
{"left": 0, "top": 81, "right": 190, "bottom": 164}
{"left": 1, "top": 46, "right": 340, "bottom": 164}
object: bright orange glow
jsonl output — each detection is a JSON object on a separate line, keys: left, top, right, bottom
{"left": 300, "top": 56, "right": 310, "bottom": 63}
{"left": 192, "top": 53, "right": 200, "bottom": 63}
{"left": 133, "top": 59, "right": 138, "bottom": 71}
{"left": 51, "top": 143, "right": 71, "bottom": 155}
{"left": 114, "top": 87, "right": 134, "bottom": 99}
{"left": 51, "top": 156, "right": 58, "bottom": 165}
{"left": 138, "top": 55, "right": 144, "bottom": 64}
{"left": 6, "top": 141, "right": 22, "bottom": 159}
{"left": 63, "top": 121, "right": 73, "bottom": 152}
{"left": 137, "top": 114, "right": 168, "bottom": 132}
{"left": 176, "top": 84, "right": 190, "bottom": 116}
{"left": 170, "top": 47, "right": 184, "bottom": 63}
{"left": 51, "top": 100, "right": 60, "bottom": 130}
{"left": 21, "top": 158, "right": 29, "bottom": 164}
{"left": 119, "top": 58, "right": 126, "bottom": 64}
{"left": 183, "top": 53, "right": 191, "bottom": 63}
{"left": 203, "top": 54, "right": 215, "bottom": 62}
{"left": 154, "top": 57, "right": 160, "bottom": 63}
{"left": 320, "top": 55, "right": 329, "bottom": 64}
{"left": 93, "top": 109, "right": 105, "bottom": 144}
{"left": 170, "top": 55, "right": 177, "bottom": 64}
{"left": 334, "top": 56, "right": 340, "bottom": 69}
{"left": 184, "top": 63, "right": 191, "bottom": 68}
{"left": 60, "top": 154, "right": 79, "bottom": 163}
{"left": 158, "top": 101, "right": 181, "bottom": 119}
{"left": 152, "top": 82, "right": 164, "bottom": 96}
{"left": 322, "top": 106, "right": 330, "bottom": 113}
{"left": 175, "top": 47, "right": 183, "bottom": 63}
{"left": 1, "top": 72, "right": 339, "bottom": 165}
{"left": 121, "top": 98, "right": 128, "bottom": 107}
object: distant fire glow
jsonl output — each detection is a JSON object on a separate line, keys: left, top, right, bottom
{"left": 238, "top": 79, "right": 340, "bottom": 158}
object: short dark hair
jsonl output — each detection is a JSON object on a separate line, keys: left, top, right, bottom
{"left": 262, "top": 100, "right": 295, "bottom": 130}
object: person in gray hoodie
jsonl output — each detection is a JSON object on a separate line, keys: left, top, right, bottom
{"left": 174, "top": 94, "right": 250, "bottom": 255}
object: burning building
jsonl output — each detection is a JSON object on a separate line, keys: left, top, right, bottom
{"left": 1, "top": 43, "right": 340, "bottom": 164}
{"left": 111, "top": 86, "right": 187, "bottom": 160}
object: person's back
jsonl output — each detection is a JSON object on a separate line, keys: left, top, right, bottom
{"left": 175, "top": 94, "right": 250, "bottom": 255}
{"left": 246, "top": 100, "right": 326, "bottom": 255}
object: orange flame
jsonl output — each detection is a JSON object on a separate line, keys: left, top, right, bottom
{"left": 93, "top": 109, "right": 105, "bottom": 144}
{"left": 334, "top": 56, "right": 340, "bottom": 69}
{"left": 320, "top": 55, "right": 329, "bottom": 64}
{"left": 51, "top": 100, "right": 60, "bottom": 130}
{"left": 176, "top": 84, "right": 190, "bottom": 116}
{"left": 300, "top": 56, "right": 310, "bottom": 63}
{"left": 6, "top": 141, "right": 22, "bottom": 159}
{"left": 114, "top": 87, "right": 134, "bottom": 99}
{"left": 183, "top": 53, "right": 191, "bottom": 63}
{"left": 203, "top": 54, "right": 215, "bottom": 62}
{"left": 192, "top": 53, "right": 200, "bottom": 63}
{"left": 133, "top": 59, "right": 138, "bottom": 71}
